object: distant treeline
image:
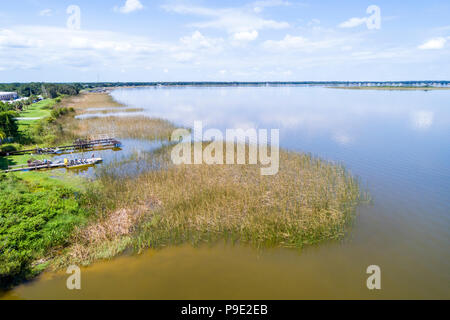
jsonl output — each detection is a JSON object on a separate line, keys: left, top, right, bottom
{"left": 81, "top": 81, "right": 450, "bottom": 88}
{"left": 0, "top": 83, "right": 82, "bottom": 98}
{"left": 1, "top": 81, "right": 449, "bottom": 98}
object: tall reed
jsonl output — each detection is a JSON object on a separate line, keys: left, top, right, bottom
{"left": 61, "top": 144, "right": 364, "bottom": 266}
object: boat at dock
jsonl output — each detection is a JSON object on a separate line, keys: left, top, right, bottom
{"left": 2, "top": 157, "right": 103, "bottom": 173}
{"left": 65, "top": 157, "right": 103, "bottom": 169}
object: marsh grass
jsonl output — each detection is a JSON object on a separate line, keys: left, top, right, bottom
{"left": 73, "top": 116, "right": 176, "bottom": 141}
{"left": 62, "top": 93, "right": 177, "bottom": 141}
{"left": 65, "top": 92, "right": 124, "bottom": 110}
{"left": 82, "top": 108, "right": 144, "bottom": 114}
{"left": 58, "top": 143, "right": 365, "bottom": 266}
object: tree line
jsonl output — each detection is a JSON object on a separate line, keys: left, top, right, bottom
{"left": 0, "top": 83, "right": 81, "bottom": 143}
{"left": 0, "top": 83, "right": 82, "bottom": 98}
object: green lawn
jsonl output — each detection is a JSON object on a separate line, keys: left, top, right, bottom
{"left": 0, "top": 99, "right": 59, "bottom": 170}
{"left": 0, "top": 154, "right": 49, "bottom": 170}
{"left": 16, "top": 99, "right": 57, "bottom": 133}
{"left": 18, "top": 99, "right": 56, "bottom": 119}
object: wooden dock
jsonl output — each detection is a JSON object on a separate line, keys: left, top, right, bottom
{"left": 3, "top": 158, "right": 103, "bottom": 173}
{"left": 0, "top": 138, "right": 122, "bottom": 157}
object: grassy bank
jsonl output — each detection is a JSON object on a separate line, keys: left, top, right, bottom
{"left": 0, "top": 173, "right": 89, "bottom": 287}
{"left": 0, "top": 95, "right": 85, "bottom": 288}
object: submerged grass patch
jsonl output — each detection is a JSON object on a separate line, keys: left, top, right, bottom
{"left": 59, "top": 144, "right": 364, "bottom": 266}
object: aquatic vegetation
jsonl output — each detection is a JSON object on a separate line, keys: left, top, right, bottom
{"left": 64, "top": 92, "right": 124, "bottom": 110}
{"left": 81, "top": 107, "right": 144, "bottom": 114}
{"left": 61, "top": 144, "right": 363, "bottom": 265}
{"left": 73, "top": 116, "right": 176, "bottom": 141}
{"left": 63, "top": 92, "right": 178, "bottom": 141}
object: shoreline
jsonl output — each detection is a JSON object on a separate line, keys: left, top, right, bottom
{"left": 329, "top": 86, "right": 450, "bottom": 91}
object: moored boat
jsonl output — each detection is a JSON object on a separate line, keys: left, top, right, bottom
{"left": 65, "top": 157, "right": 103, "bottom": 169}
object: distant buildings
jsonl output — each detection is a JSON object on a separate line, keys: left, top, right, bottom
{"left": 0, "top": 92, "right": 18, "bottom": 101}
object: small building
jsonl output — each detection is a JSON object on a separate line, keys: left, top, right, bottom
{"left": 0, "top": 92, "right": 18, "bottom": 101}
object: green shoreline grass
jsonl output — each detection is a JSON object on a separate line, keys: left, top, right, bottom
{"left": 18, "top": 99, "right": 56, "bottom": 119}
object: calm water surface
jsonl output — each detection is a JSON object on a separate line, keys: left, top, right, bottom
{"left": 2, "top": 86, "right": 449, "bottom": 299}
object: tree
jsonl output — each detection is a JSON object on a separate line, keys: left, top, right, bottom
{"left": 0, "top": 111, "right": 19, "bottom": 138}
{"left": 0, "top": 102, "right": 13, "bottom": 112}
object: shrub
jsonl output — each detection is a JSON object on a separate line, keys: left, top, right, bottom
{"left": 0, "top": 175, "right": 87, "bottom": 288}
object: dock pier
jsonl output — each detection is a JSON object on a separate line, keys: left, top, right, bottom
{"left": 0, "top": 137, "right": 122, "bottom": 157}
{"left": 3, "top": 158, "right": 103, "bottom": 173}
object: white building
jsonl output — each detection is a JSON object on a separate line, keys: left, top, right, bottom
{"left": 0, "top": 92, "right": 18, "bottom": 101}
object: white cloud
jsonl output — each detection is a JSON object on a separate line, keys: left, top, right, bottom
{"left": 39, "top": 9, "right": 52, "bottom": 17}
{"left": 0, "top": 29, "right": 43, "bottom": 48}
{"left": 418, "top": 37, "right": 447, "bottom": 50}
{"left": 307, "top": 19, "right": 320, "bottom": 27}
{"left": 0, "top": 25, "right": 235, "bottom": 74}
{"left": 114, "top": 0, "right": 144, "bottom": 14}
{"left": 252, "top": 0, "right": 290, "bottom": 13}
{"left": 264, "top": 35, "right": 308, "bottom": 49}
{"left": 176, "top": 31, "right": 224, "bottom": 61}
{"left": 162, "top": 4, "right": 289, "bottom": 33}
{"left": 180, "top": 31, "right": 222, "bottom": 49}
{"left": 0, "top": 26, "right": 169, "bottom": 71}
{"left": 338, "top": 17, "right": 367, "bottom": 28}
{"left": 262, "top": 34, "right": 344, "bottom": 51}
{"left": 171, "top": 52, "right": 194, "bottom": 62}
{"left": 232, "top": 30, "right": 258, "bottom": 42}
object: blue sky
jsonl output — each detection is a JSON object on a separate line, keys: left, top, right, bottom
{"left": 0, "top": 0, "right": 449, "bottom": 82}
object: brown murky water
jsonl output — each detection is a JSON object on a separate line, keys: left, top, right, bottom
{"left": 1, "top": 205, "right": 448, "bottom": 300}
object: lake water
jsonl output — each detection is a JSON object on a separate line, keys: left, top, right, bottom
{"left": 2, "top": 86, "right": 449, "bottom": 299}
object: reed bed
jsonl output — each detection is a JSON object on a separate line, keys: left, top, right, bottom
{"left": 81, "top": 108, "right": 144, "bottom": 114}
{"left": 60, "top": 143, "right": 364, "bottom": 265}
{"left": 61, "top": 92, "right": 177, "bottom": 141}
{"left": 64, "top": 92, "right": 124, "bottom": 111}
{"left": 49, "top": 92, "right": 364, "bottom": 267}
{"left": 72, "top": 116, "right": 176, "bottom": 141}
